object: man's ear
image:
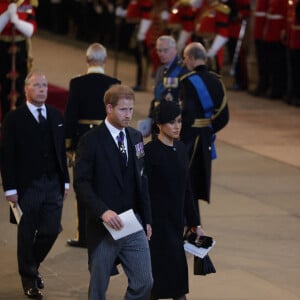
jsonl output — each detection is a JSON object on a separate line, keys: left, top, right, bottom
{"left": 106, "top": 103, "right": 113, "bottom": 114}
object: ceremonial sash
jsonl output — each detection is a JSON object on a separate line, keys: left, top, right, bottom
{"left": 187, "top": 74, "right": 217, "bottom": 159}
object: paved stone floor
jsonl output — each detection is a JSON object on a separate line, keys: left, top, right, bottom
{"left": 0, "top": 31, "right": 299, "bottom": 299}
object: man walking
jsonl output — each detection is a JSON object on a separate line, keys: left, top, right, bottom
{"left": 74, "top": 84, "right": 153, "bottom": 300}
{"left": 0, "top": 70, "right": 70, "bottom": 299}
{"left": 64, "top": 43, "right": 120, "bottom": 248}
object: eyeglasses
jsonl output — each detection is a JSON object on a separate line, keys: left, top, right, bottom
{"left": 156, "top": 48, "right": 170, "bottom": 54}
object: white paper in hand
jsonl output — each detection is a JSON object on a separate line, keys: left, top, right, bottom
{"left": 9, "top": 202, "right": 23, "bottom": 224}
{"left": 103, "top": 209, "right": 143, "bottom": 240}
{"left": 184, "top": 239, "right": 216, "bottom": 258}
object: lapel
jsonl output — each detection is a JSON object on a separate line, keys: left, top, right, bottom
{"left": 100, "top": 124, "right": 124, "bottom": 187}
{"left": 100, "top": 125, "right": 141, "bottom": 188}
{"left": 45, "top": 105, "right": 63, "bottom": 164}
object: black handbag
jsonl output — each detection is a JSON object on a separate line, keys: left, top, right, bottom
{"left": 194, "top": 255, "right": 216, "bottom": 276}
{"left": 184, "top": 230, "right": 216, "bottom": 276}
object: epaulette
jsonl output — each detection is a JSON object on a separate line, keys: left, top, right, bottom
{"left": 174, "top": 0, "right": 190, "bottom": 7}
{"left": 208, "top": 70, "right": 222, "bottom": 80}
{"left": 214, "top": 3, "right": 231, "bottom": 15}
{"left": 30, "top": 0, "right": 38, "bottom": 7}
{"left": 180, "top": 71, "right": 196, "bottom": 81}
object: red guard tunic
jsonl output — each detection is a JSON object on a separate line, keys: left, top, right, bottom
{"left": 126, "top": 0, "right": 153, "bottom": 22}
{"left": 194, "top": 0, "right": 230, "bottom": 69}
{"left": 195, "top": 0, "right": 230, "bottom": 39}
{"left": 168, "top": 0, "right": 199, "bottom": 31}
{"left": 227, "top": 0, "right": 250, "bottom": 38}
{"left": 261, "top": 0, "right": 287, "bottom": 99}
{"left": 263, "top": 0, "right": 286, "bottom": 43}
{"left": 145, "top": 1, "right": 170, "bottom": 75}
{"left": 252, "top": 0, "right": 268, "bottom": 41}
{"left": 286, "top": 0, "right": 300, "bottom": 49}
{"left": 0, "top": 0, "right": 37, "bottom": 121}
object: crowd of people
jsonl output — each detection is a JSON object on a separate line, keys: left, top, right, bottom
{"left": 33, "top": 0, "right": 300, "bottom": 107}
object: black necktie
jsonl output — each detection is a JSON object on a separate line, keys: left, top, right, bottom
{"left": 117, "top": 131, "right": 127, "bottom": 166}
{"left": 37, "top": 108, "right": 46, "bottom": 124}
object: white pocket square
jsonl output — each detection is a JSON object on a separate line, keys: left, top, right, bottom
{"left": 58, "top": 124, "right": 63, "bottom": 127}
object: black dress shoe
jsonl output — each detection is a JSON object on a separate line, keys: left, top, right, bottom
{"left": 36, "top": 274, "right": 44, "bottom": 289}
{"left": 67, "top": 239, "right": 87, "bottom": 248}
{"left": 24, "top": 287, "right": 43, "bottom": 299}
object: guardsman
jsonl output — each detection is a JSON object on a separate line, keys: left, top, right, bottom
{"left": 262, "top": 0, "right": 287, "bottom": 99}
{"left": 227, "top": 0, "right": 251, "bottom": 91}
{"left": 168, "top": 0, "right": 199, "bottom": 54}
{"left": 251, "top": 0, "right": 268, "bottom": 97}
{"left": 145, "top": 0, "right": 170, "bottom": 76}
{"left": 286, "top": 0, "right": 300, "bottom": 106}
{"left": 194, "top": 0, "right": 231, "bottom": 72}
{"left": 0, "top": 0, "right": 37, "bottom": 122}
{"left": 125, "top": 0, "right": 153, "bottom": 91}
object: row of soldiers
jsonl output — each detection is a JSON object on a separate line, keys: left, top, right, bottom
{"left": 1, "top": 0, "right": 300, "bottom": 123}
{"left": 114, "top": 0, "right": 300, "bottom": 106}
{"left": 252, "top": 0, "right": 300, "bottom": 106}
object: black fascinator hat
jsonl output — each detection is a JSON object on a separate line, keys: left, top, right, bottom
{"left": 153, "top": 100, "right": 181, "bottom": 125}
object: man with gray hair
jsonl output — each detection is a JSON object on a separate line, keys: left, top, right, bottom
{"left": 179, "top": 42, "right": 229, "bottom": 219}
{"left": 64, "top": 42, "right": 121, "bottom": 248}
{"left": 138, "top": 35, "right": 187, "bottom": 138}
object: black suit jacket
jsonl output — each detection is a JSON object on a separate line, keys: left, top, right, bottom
{"left": 64, "top": 73, "right": 121, "bottom": 149}
{"left": 0, "top": 104, "right": 69, "bottom": 197}
{"left": 73, "top": 123, "right": 151, "bottom": 255}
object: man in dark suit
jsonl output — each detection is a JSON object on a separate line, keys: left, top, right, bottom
{"left": 0, "top": 70, "right": 70, "bottom": 299}
{"left": 180, "top": 42, "right": 229, "bottom": 206}
{"left": 74, "top": 84, "right": 153, "bottom": 300}
{"left": 64, "top": 42, "right": 121, "bottom": 248}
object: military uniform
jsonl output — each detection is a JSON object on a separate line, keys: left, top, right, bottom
{"left": 179, "top": 65, "right": 229, "bottom": 203}
{"left": 194, "top": 0, "right": 231, "bottom": 71}
{"left": 262, "top": 0, "right": 287, "bottom": 99}
{"left": 125, "top": 0, "right": 153, "bottom": 91}
{"left": 227, "top": 0, "right": 250, "bottom": 90}
{"left": 286, "top": 0, "right": 300, "bottom": 105}
{"left": 0, "top": 0, "right": 37, "bottom": 121}
{"left": 251, "top": 0, "right": 268, "bottom": 96}
{"left": 168, "top": 0, "right": 199, "bottom": 54}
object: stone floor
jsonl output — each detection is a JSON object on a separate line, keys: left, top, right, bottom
{"left": 0, "top": 31, "right": 299, "bottom": 300}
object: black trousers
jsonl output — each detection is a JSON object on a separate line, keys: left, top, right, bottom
{"left": 17, "top": 175, "right": 63, "bottom": 289}
{"left": 254, "top": 39, "right": 269, "bottom": 94}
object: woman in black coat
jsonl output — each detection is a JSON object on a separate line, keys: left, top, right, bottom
{"left": 144, "top": 100, "right": 205, "bottom": 300}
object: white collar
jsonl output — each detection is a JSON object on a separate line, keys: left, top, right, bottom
{"left": 105, "top": 119, "right": 126, "bottom": 144}
{"left": 26, "top": 101, "right": 46, "bottom": 118}
{"left": 87, "top": 66, "right": 105, "bottom": 74}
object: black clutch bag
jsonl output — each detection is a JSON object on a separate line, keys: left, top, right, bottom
{"left": 194, "top": 255, "right": 216, "bottom": 276}
{"left": 184, "top": 231, "right": 216, "bottom": 276}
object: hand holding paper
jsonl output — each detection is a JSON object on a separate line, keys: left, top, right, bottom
{"left": 9, "top": 202, "right": 23, "bottom": 224}
{"left": 103, "top": 209, "right": 143, "bottom": 240}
